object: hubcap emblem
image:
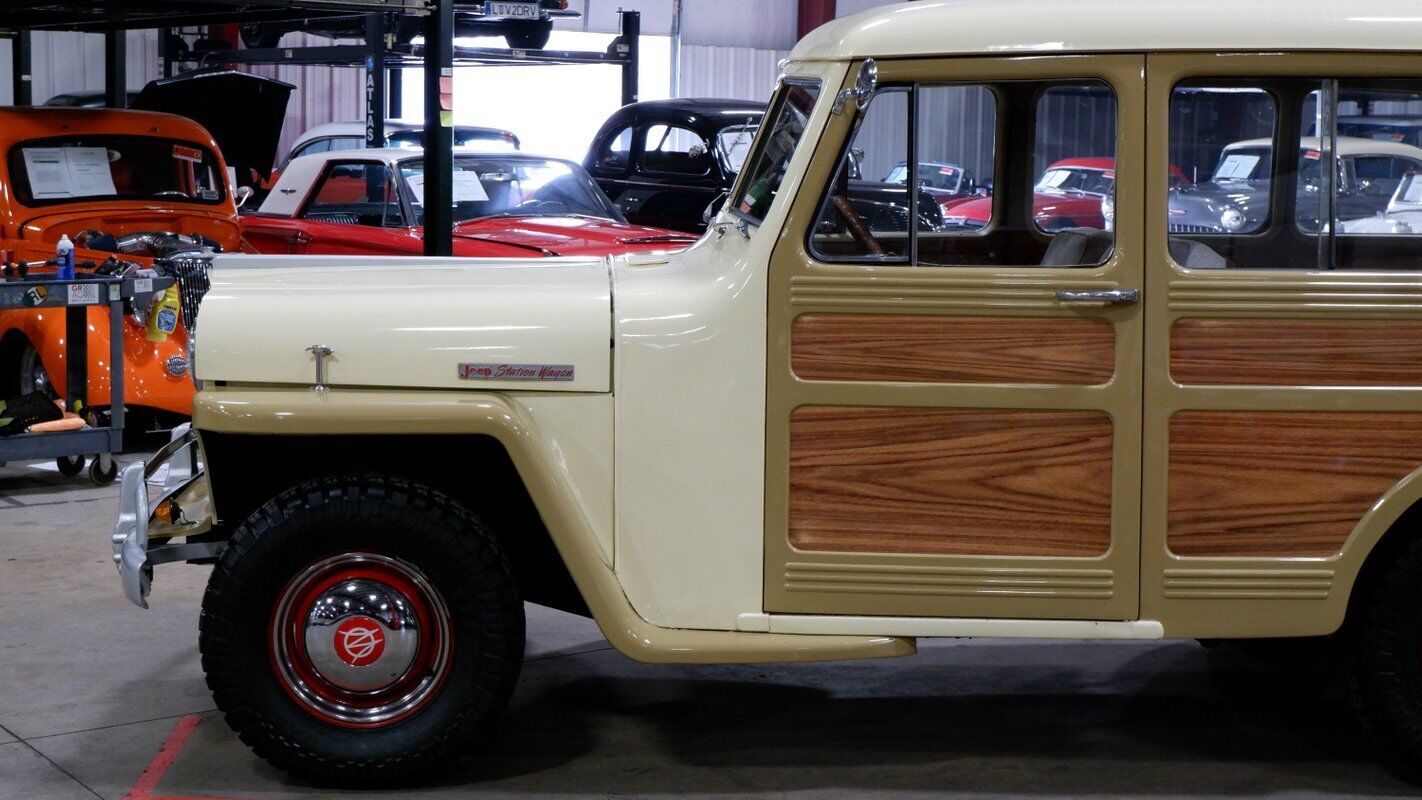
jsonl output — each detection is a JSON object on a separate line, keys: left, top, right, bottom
{"left": 334, "top": 616, "right": 386, "bottom": 667}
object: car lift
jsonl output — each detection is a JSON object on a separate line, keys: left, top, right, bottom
{"left": 1, "top": 1, "right": 641, "bottom": 256}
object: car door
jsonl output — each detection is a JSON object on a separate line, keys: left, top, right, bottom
{"left": 621, "top": 123, "right": 722, "bottom": 232}
{"left": 764, "top": 55, "right": 1145, "bottom": 621}
{"left": 1142, "top": 54, "right": 1422, "bottom": 638}
{"left": 588, "top": 123, "right": 636, "bottom": 210}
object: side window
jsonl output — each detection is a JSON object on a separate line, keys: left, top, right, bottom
{"left": 327, "top": 137, "right": 364, "bottom": 153}
{"left": 595, "top": 126, "right": 633, "bottom": 172}
{"left": 811, "top": 78, "right": 1116, "bottom": 268}
{"left": 810, "top": 87, "right": 911, "bottom": 262}
{"left": 302, "top": 162, "right": 401, "bottom": 227}
{"left": 291, "top": 138, "right": 331, "bottom": 161}
{"left": 641, "top": 125, "right": 712, "bottom": 176}
{"left": 1168, "top": 78, "right": 1422, "bottom": 270}
{"left": 733, "top": 80, "right": 822, "bottom": 225}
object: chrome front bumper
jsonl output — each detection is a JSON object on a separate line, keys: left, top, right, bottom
{"left": 111, "top": 424, "right": 217, "bottom": 608}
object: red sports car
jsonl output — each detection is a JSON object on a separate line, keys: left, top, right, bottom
{"left": 944, "top": 157, "right": 1192, "bottom": 232}
{"left": 243, "top": 149, "right": 699, "bottom": 258}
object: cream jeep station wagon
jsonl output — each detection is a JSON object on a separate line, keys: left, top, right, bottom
{"left": 112, "top": 0, "right": 1422, "bottom": 783}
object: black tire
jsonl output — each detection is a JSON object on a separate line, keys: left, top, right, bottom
{"left": 503, "top": 21, "right": 552, "bottom": 50}
{"left": 89, "top": 457, "right": 118, "bottom": 486}
{"left": 57, "top": 455, "right": 84, "bottom": 477}
{"left": 199, "top": 474, "right": 524, "bottom": 785}
{"left": 1347, "top": 536, "right": 1422, "bottom": 778}
{"left": 239, "top": 22, "right": 283, "bottom": 49}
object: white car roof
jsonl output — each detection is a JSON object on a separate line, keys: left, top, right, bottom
{"left": 1225, "top": 136, "right": 1422, "bottom": 159}
{"left": 290, "top": 119, "right": 423, "bottom": 150}
{"left": 256, "top": 147, "right": 563, "bottom": 217}
{"left": 788, "top": 0, "right": 1422, "bottom": 62}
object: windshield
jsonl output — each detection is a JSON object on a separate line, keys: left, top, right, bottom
{"left": 399, "top": 155, "right": 621, "bottom": 225}
{"left": 732, "top": 80, "right": 822, "bottom": 224}
{"left": 716, "top": 123, "right": 759, "bottom": 175}
{"left": 1035, "top": 167, "right": 1113, "bottom": 196}
{"left": 387, "top": 129, "right": 520, "bottom": 151}
{"left": 8, "top": 136, "right": 226, "bottom": 207}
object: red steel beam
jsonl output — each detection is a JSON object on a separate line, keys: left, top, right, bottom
{"left": 798, "top": 0, "right": 836, "bottom": 40}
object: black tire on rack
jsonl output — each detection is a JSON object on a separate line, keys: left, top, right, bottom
{"left": 1346, "top": 535, "right": 1422, "bottom": 779}
{"left": 199, "top": 474, "right": 525, "bottom": 785}
{"left": 57, "top": 455, "right": 84, "bottom": 477}
{"left": 239, "top": 22, "right": 283, "bottom": 49}
{"left": 503, "top": 20, "right": 552, "bottom": 50}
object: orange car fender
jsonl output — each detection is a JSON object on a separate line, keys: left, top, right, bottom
{"left": 0, "top": 307, "right": 195, "bottom": 416}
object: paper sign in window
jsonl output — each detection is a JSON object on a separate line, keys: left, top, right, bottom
{"left": 404, "top": 170, "right": 490, "bottom": 204}
{"left": 22, "top": 147, "right": 117, "bottom": 199}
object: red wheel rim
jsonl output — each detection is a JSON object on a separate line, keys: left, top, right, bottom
{"left": 269, "top": 552, "right": 452, "bottom": 728}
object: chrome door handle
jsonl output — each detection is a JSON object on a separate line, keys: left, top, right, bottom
{"left": 1055, "top": 289, "right": 1139, "bottom": 305}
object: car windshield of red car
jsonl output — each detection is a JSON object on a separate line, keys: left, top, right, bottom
{"left": 400, "top": 156, "right": 621, "bottom": 225}
{"left": 1035, "top": 166, "right": 1113, "bottom": 197}
{"left": 8, "top": 136, "right": 226, "bottom": 207}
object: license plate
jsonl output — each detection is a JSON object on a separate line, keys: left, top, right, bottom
{"left": 485, "top": 1, "right": 541, "bottom": 19}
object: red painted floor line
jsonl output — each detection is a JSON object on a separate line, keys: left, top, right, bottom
{"left": 122, "top": 714, "right": 236, "bottom": 800}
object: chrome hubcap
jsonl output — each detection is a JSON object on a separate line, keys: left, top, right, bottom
{"left": 271, "top": 553, "right": 451, "bottom": 728}
{"left": 19, "top": 345, "right": 48, "bottom": 395}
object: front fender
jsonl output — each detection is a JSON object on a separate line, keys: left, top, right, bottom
{"left": 0, "top": 307, "right": 194, "bottom": 416}
{"left": 193, "top": 387, "right": 915, "bottom": 665}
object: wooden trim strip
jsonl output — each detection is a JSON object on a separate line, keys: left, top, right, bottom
{"left": 1168, "top": 411, "right": 1422, "bottom": 557}
{"left": 789, "top": 406, "right": 1114, "bottom": 557}
{"left": 792, "top": 314, "right": 1116, "bottom": 385}
{"left": 1171, "top": 319, "right": 1422, "bottom": 387}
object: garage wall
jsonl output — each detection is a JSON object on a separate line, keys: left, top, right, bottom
{"left": 0, "top": 29, "right": 158, "bottom": 106}
{"left": 679, "top": 45, "right": 788, "bottom": 103}
{"left": 244, "top": 35, "right": 365, "bottom": 162}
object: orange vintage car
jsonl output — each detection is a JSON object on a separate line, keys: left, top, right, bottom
{"left": 0, "top": 107, "right": 241, "bottom": 425}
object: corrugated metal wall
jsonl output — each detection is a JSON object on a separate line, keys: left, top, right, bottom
{"left": 678, "top": 45, "right": 788, "bottom": 102}
{"left": 243, "top": 34, "right": 365, "bottom": 162}
{"left": 0, "top": 29, "right": 159, "bottom": 105}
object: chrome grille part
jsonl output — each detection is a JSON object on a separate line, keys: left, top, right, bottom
{"left": 1169, "top": 224, "right": 1224, "bottom": 234}
{"left": 160, "top": 254, "right": 213, "bottom": 333}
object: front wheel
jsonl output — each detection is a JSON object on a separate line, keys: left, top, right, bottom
{"left": 239, "top": 22, "right": 283, "bottom": 49}
{"left": 1346, "top": 536, "right": 1422, "bottom": 779}
{"left": 199, "top": 474, "right": 524, "bottom": 784}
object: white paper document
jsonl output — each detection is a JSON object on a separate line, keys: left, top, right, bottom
{"left": 22, "top": 147, "right": 118, "bottom": 200}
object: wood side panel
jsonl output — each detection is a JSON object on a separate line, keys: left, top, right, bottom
{"left": 789, "top": 407, "right": 1114, "bottom": 557}
{"left": 1172, "top": 319, "right": 1422, "bottom": 387}
{"left": 1169, "top": 412, "right": 1422, "bottom": 557}
{"left": 792, "top": 314, "right": 1116, "bottom": 385}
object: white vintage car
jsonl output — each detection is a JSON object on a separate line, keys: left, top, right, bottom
{"left": 114, "top": 0, "right": 1422, "bottom": 786}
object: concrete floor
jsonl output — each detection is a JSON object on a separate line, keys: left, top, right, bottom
{"left": 2, "top": 455, "right": 1421, "bottom": 799}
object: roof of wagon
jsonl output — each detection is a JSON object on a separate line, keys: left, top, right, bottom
{"left": 788, "top": 0, "right": 1422, "bottom": 62}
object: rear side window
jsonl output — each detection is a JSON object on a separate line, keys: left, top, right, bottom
{"left": 641, "top": 125, "right": 712, "bottom": 176}
{"left": 593, "top": 126, "right": 633, "bottom": 172}
{"left": 1167, "top": 78, "right": 1422, "bottom": 270}
{"left": 732, "top": 80, "right": 822, "bottom": 224}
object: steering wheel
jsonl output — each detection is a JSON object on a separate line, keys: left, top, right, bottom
{"left": 831, "top": 195, "right": 887, "bottom": 256}
{"left": 515, "top": 199, "right": 572, "bottom": 215}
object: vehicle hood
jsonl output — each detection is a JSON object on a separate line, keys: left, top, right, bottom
{"left": 453, "top": 216, "right": 697, "bottom": 256}
{"left": 1168, "top": 181, "right": 1269, "bottom": 227}
{"left": 196, "top": 255, "right": 612, "bottom": 392}
{"left": 17, "top": 206, "right": 242, "bottom": 251}
{"left": 134, "top": 70, "right": 295, "bottom": 181}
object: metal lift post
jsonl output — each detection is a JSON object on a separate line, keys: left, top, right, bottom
{"left": 104, "top": 28, "right": 126, "bottom": 107}
{"left": 10, "top": 30, "right": 32, "bottom": 105}
{"left": 364, "top": 13, "right": 386, "bottom": 148}
{"left": 423, "top": 0, "right": 454, "bottom": 257}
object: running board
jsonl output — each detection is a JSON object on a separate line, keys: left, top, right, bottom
{"left": 738, "top": 614, "right": 1165, "bottom": 640}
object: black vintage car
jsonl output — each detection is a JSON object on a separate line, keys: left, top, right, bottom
{"left": 584, "top": 98, "right": 765, "bottom": 233}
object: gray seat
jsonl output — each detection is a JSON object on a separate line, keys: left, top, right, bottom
{"left": 1169, "top": 238, "right": 1229, "bottom": 269}
{"left": 1040, "top": 227, "right": 1113, "bottom": 267}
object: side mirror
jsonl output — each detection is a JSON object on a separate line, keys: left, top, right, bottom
{"left": 703, "top": 190, "right": 729, "bottom": 225}
{"left": 832, "top": 59, "right": 878, "bottom": 115}
{"left": 234, "top": 185, "right": 255, "bottom": 209}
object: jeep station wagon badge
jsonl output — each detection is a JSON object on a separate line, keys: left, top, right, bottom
{"left": 458, "top": 363, "right": 575, "bottom": 381}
